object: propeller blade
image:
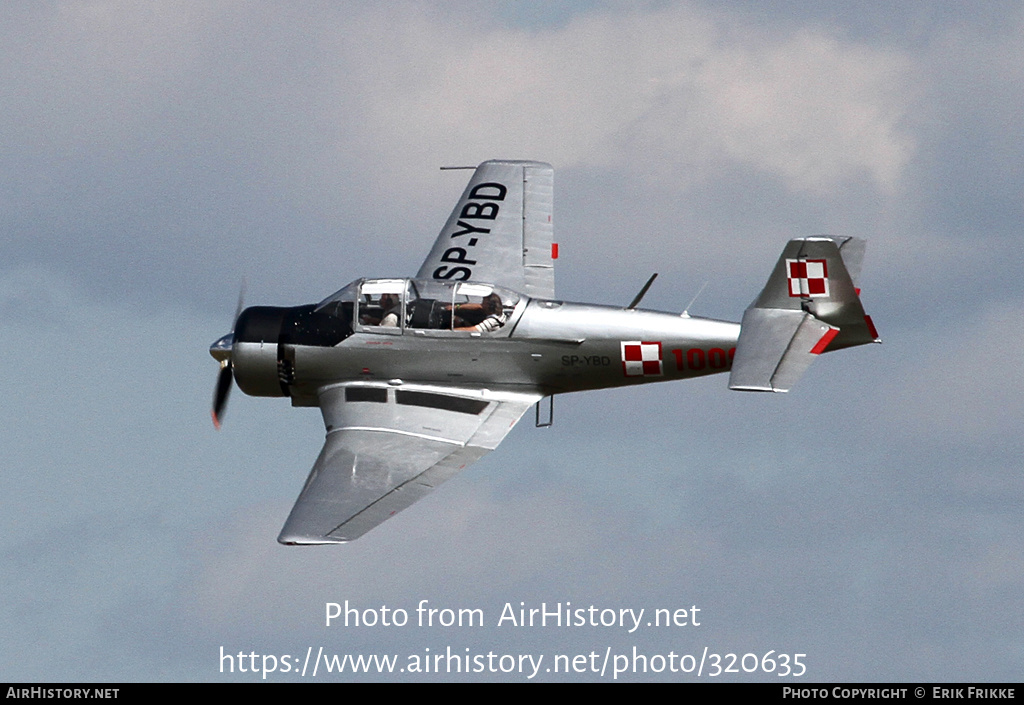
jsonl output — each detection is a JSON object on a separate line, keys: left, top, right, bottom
{"left": 212, "top": 361, "right": 233, "bottom": 430}
{"left": 233, "top": 278, "right": 247, "bottom": 327}
{"left": 211, "top": 280, "right": 245, "bottom": 429}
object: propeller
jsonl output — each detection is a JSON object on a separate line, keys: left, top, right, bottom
{"left": 210, "top": 282, "right": 246, "bottom": 429}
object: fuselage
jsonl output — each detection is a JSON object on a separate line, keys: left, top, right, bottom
{"left": 226, "top": 279, "right": 740, "bottom": 407}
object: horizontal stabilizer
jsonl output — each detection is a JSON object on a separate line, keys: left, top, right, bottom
{"left": 729, "top": 308, "right": 837, "bottom": 392}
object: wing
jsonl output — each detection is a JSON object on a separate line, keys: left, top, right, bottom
{"left": 417, "top": 160, "right": 556, "bottom": 299}
{"left": 277, "top": 383, "right": 541, "bottom": 544}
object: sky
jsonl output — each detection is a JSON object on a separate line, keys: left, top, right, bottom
{"left": 1, "top": 0, "right": 1022, "bottom": 682}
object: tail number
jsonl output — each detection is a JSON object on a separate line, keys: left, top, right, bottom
{"left": 671, "top": 348, "right": 735, "bottom": 371}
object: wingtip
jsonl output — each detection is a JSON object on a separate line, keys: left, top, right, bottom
{"left": 277, "top": 534, "right": 350, "bottom": 546}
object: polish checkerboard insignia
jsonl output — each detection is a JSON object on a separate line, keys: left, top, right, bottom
{"left": 786, "top": 258, "right": 830, "bottom": 297}
{"left": 621, "top": 341, "right": 663, "bottom": 377}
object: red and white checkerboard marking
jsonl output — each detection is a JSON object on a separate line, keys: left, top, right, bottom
{"left": 621, "top": 341, "right": 663, "bottom": 377}
{"left": 787, "top": 258, "right": 830, "bottom": 297}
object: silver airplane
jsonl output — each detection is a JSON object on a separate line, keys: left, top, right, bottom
{"left": 209, "top": 160, "right": 880, "bottom": 545}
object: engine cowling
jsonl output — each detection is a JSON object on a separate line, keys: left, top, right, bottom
{"left": 231, "top": 304, "right": 354, "bottom": 398}
{"left": 232, "top": 306, "right": 290, "bottom": 398}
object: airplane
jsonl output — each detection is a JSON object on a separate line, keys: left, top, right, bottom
{"left": 209, "top": 159, "right": 880, "bottom": 545}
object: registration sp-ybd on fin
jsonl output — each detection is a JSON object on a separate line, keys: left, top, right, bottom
{"left": 209, "top": 160, "right": 880, "bottom": 544}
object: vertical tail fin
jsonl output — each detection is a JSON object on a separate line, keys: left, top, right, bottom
{"left": 729, "top": 237, "right": 880, "bottom": 392}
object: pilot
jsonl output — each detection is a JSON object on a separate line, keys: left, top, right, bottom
{"left": 378, "top": 293, "right": 400, "bottom": 327}
{"left": 361, "top": 293, "right": 400, "bottom": 327}
{"left": 455, "top": 293, "right": 505, "bottom": 332}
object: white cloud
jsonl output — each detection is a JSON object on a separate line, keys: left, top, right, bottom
{"left": 1, "top": 3, "right": 901, "bottom": 200}
{"left": 1, "top": 1, "right": 213, "bottom": 152}
{"left": 332, "top": 4, "right": 916, "bottom": 196}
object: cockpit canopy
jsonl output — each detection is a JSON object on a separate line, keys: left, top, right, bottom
{"left": 317, "top": 278, "right": 525, "bottom": 336}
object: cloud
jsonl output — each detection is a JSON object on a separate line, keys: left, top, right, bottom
{"left": 339, "top": 4, "right": 916, "bottom": 196}
{"left": 0, "top": 1, "right": 921, "bottom": 312}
